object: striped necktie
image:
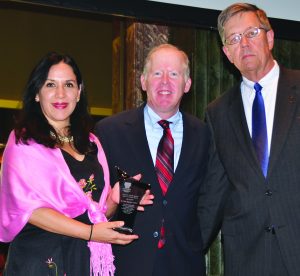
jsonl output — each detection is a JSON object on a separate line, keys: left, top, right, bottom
{"left": 155, "top": 120, "right": 174, "bottom": 194}
{"left": 252, "top": 82, "right": 269, "bottom": 177}
{"left": 155, "top": 120, "right": 174, "bottom": 248}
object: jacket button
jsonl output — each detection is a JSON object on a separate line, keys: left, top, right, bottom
{"left": 265, "top": 190, "right": 272, "bottom": 196}
{"left": 265, "top": 226, "right": 276, "bottom": 234}
{"left": 163, "top": 199, "right": 168, "bottom": 206}
{"left": 265, "top": 226, "right": 272, "bottom": 232}
{"left": 153, "top": 231, "right": 159, "bottom": 238}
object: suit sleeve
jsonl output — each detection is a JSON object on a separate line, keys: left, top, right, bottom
{"left": 198, "top": 111, "right": 231, "bottom": 253}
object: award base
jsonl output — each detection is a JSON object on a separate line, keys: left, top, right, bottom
{"left": 113, "top": 226, "right": 134, "bottom": 235}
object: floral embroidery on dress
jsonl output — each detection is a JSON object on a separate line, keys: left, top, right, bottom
{"left": 78, "top": 174, "right": 97, "bottom": 198}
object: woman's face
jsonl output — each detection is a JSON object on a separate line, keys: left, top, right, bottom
{"left": 35, "top": 62, "right": 81, "bottom": 131}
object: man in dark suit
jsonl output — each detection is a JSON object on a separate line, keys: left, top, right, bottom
{"left": 95, "top": 44, "right": 209, "bottom": 276}
{"left": 199, "top": 3, "right": 300, "bottom": 276}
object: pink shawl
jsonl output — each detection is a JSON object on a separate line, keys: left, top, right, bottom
{"left": 0, "top": 131, "right": 115, "bottom": 276}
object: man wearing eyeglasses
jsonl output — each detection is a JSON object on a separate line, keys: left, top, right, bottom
{"left": 199, "top": 3, "right": 300, "bottom": 276}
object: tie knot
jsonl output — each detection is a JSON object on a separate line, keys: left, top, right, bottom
{"left": 158, "top": 120, "right": 170, "bottom": 130}
{"left": 254, "top": 82, "right": 263, "bottom": 93}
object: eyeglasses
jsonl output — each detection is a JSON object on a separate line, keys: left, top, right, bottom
{"left": 224, "top": 27, "right": 267, "bottom": 45}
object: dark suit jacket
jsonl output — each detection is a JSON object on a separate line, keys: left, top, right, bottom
{"left": 95, "top": 105, "right": 209, "bottom": 276}
{"left": 199, "top": 67, "right": 300, "bottom": 276}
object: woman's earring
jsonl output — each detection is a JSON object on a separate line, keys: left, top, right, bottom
{"left": 35, "top": 96, "right": 39, "bottom": 102}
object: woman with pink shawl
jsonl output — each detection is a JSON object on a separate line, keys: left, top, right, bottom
{"left": 0, "top": 52, "right": 152, "bottom": 276}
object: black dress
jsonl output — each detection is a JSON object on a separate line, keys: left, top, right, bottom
{"left": 4, "top": 148, "right": 104, "bottom": 276}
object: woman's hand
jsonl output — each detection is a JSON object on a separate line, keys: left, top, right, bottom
{"left": 91, "top": 221, "right": 139, "bottom": 245}
{"left": 29, "top": 208, "right": 138, "bottom": 245}
{"left": 108, "top": 181, "right": 121, "bottom": 205}
{"left": 105, "top": 178, "right": 125, "bottom": 217}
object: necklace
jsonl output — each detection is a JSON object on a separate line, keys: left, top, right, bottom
{"left": 50, "top": 131, "right": 74, "bottom": 143}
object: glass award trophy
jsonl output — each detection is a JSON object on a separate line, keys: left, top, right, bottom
{"left": 113, "top": 166, "right": 151, "bottom": 234}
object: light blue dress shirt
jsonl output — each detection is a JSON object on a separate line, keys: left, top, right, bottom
{"left": 144, "top": 105, "right": 183, "bottom": 171}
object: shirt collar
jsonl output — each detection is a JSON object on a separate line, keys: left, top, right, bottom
{"left": 144, "top": 104, "right": 181, "bottom": 129}
{"left": 242, "top": 60, "right": 280, "bottom": 91}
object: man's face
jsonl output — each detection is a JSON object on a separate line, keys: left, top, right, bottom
{"left": 140, "top": 47, "right": 191, "bottom": 119}
{"left": 222, "top": 11, "right": 274, "bottom": 81}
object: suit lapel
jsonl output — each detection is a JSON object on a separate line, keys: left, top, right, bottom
{"left": 123, "top": 106, "right": 159, "bottom": 185}
{"left": 268, "top": 68, "right": 298, "bottom": 176}
{"left": 170, "top": 113, "right": 194, "bottom": 188}
{"left": 228, "top": 85, "right": 265, "bottom": 178}
{"left": 155, "top": 112, "right": 193, "bottom": 196}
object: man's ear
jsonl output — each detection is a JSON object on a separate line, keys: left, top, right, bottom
{"left": 222, "top": 45, "right": 234, "bottom": 64}
{"left": 140, "top": 75, "right": 147, "bottom": 91}
{"left": 266, "top": 29, "right": 274, "bottom": 50}
{"left": 184, "top": 78, "right": 192, "bottom": 93}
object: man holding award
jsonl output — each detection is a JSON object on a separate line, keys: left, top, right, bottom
{"left": 95, "top": 44, "right": 210, "bottom": 276}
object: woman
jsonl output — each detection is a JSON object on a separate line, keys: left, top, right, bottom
{"left": 0, "top": 52, "right": 152, "bottom": 275}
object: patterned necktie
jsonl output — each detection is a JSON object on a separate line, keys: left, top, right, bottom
{"left": 252, "top": 82, "right": 268, "bottom": 177}
{"left": 155, "top": 120, "right": 174, "bottom": 248}
{"left": 155, "top": 120, "right": 174, "bottom": 195}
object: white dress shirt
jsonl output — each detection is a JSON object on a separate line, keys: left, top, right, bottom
{"left": 241, "top": 60, "right": 280, "bottom": 155}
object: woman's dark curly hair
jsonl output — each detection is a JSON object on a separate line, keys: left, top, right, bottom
{"left": 15, "top": 52, "right": 94, "bottom": 154}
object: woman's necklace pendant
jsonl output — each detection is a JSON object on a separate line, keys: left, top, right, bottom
{"left": 50, "top": 131, "right": 74, "bottom": 143}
